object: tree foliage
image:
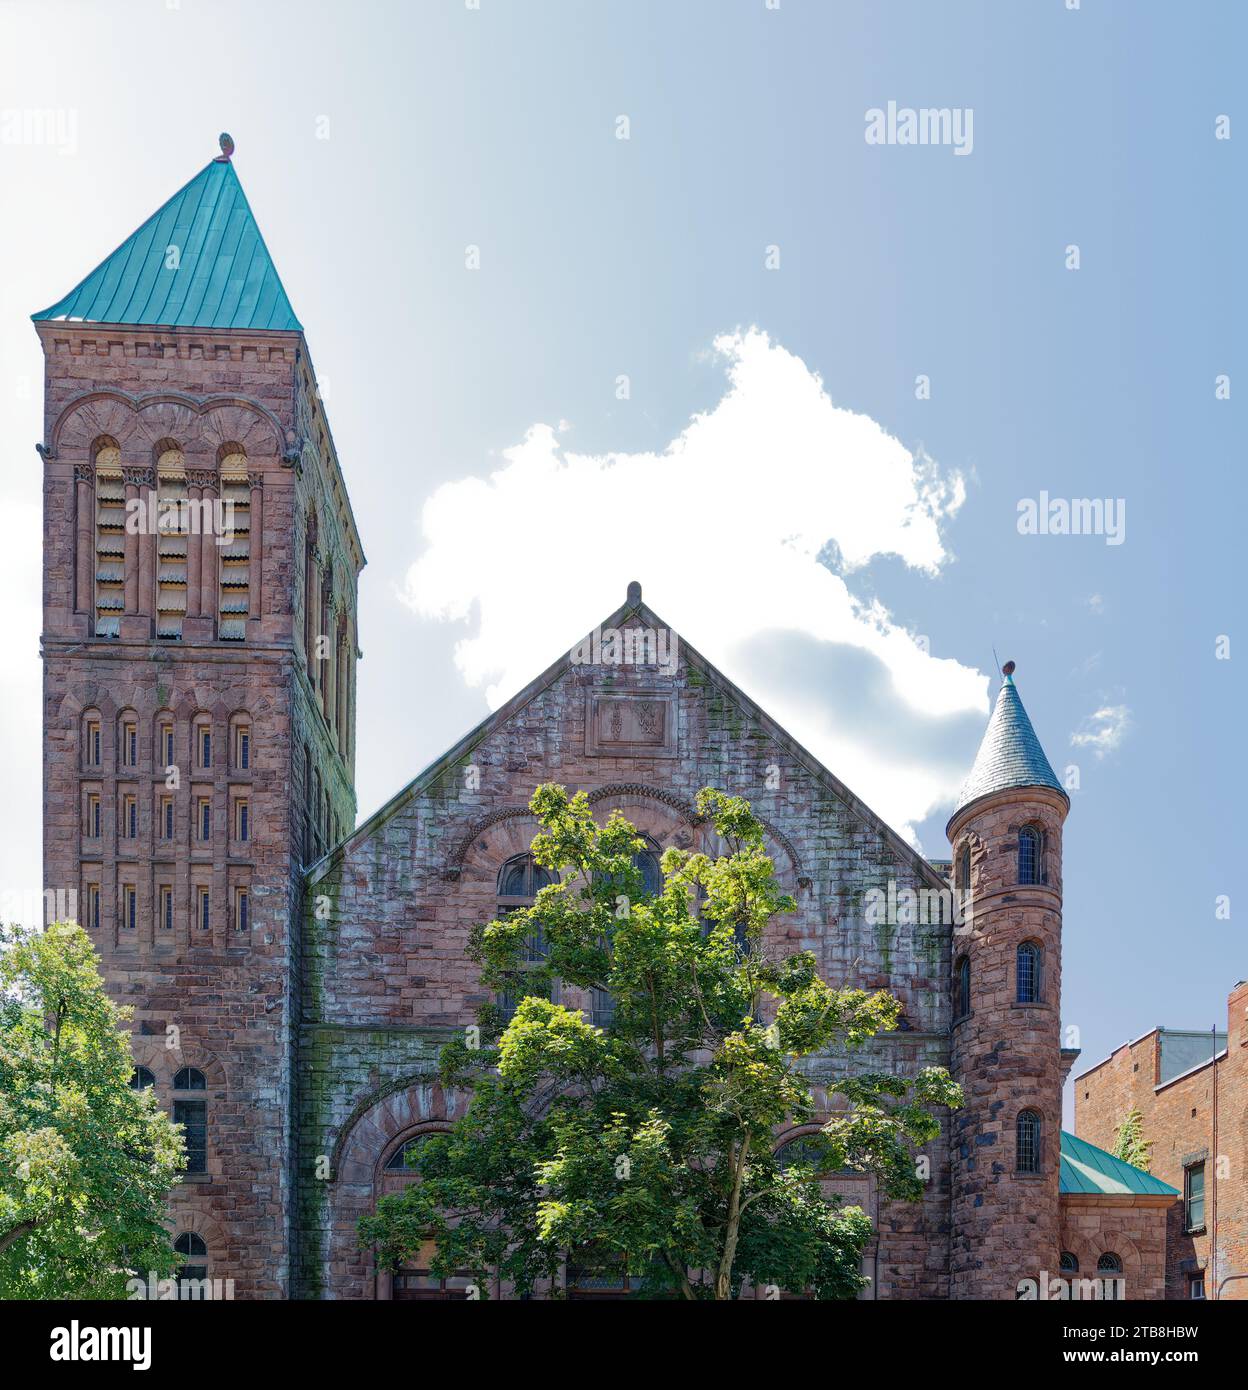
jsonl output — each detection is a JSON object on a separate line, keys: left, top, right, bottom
{"left": 1112, "top": 1107, "right": 1152, "bottom": 1173}
{"left": 360, "top": 786, "right": 961, "bottom": 1299}
{"left": 0, "top": 921, "right": 183, "bottom": 1298}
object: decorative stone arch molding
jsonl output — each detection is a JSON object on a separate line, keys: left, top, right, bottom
{"left": 128, "top": 1037, "right": 228, "bottom": 1094}
{"left": 330, "top": 1074, "right": 466, "bottom": 1183}
{"left": 322, "top": 1076, "right": 469, "bottom": 1300}
{"left": 51, "top": 389, "right": 284, "bottom": 463}
{"left": 445, "top": 782, "right": 805, "bottom": 885}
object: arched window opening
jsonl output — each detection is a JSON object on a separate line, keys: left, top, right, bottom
{"left": 130, "top": 1066, "right": 155, "bottom": 1089}
{"left": 1016, "top": 1109, "right": 1041, "bottom": 1174}
{"left": 1097, "top": 1251, "right": 1124, "bottom": 1299}
{"left": 218, "top": 450, "right": 250, "bottom": 640}
{"left": 174, "top": 1232, "right": 208, "bottom": 1289}
{"left": 1018, "top": 826, "right": 1041, "bottom": 886}
{"left": 384, "top": 1134, "right": 435, "bottom": 1173}
{"left": 956, "top": 842, "right": 971, "bottom": 891}
{"left": 954, "top": 956, "right": 971, "bottom": 1020}
{"left": 155, "top": 446, "right": 188, "bottom": 640}
{"left": 172, "top": 1069, "right": 207, "bottom": 1175}
{"left": 93, "top": 442, "right": 124, "bottom": 637}
{"left": 774, "top": 1136, "right": 836, "bottom": 1176}
{"left": 496, "top": 854, "right": 560, "bottom": 1021}
{"left": 1060, "top": 1252, "right": 1079, "bottom": 1274}
{"left": 1016, "top": 942, "right": 1042, "bottom": 1004}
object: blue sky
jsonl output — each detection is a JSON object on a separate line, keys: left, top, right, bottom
{"left": 1, "top": 0, "right": 1242, "bottom": 1115}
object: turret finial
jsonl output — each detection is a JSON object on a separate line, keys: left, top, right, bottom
{"left": 215, "top": 132, "right": 235, "bottom": 162}
{"left": 626, "top": 580, "right": 642, "bottom": 605}
{"left": 1002, "top": 659, "right": 1016, "bottom": 679}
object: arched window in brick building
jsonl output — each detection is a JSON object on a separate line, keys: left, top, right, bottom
{"left": 218, "top": 448, "right": 250, "bottom": 640}
{"left": 155, "top": 445, "right": 188, "bottom": 639}
{"left": 1097, "top": 1252, "right": 1123, "bottom": 1300}
{"left": 1016, "top": 941, "right": 1042, "bottom": 1004}
{"left": 1016, "top": 1109, "right": 1041, "bottom": 1174}
{"left": 1060, "top": 1251, "right": 1079, "bottom": 1274}
{"left": 1017, "top": 826, "right": 1041, "bottom": 886}
{"left": 173, "top": 1068, "right": 207, "bottom": 1175}
{"left": 92, "top": 440, "right": 124, "bottom": 637}
{"left": 174, "top": 1232, "right": 208, "bottom": 1290}
{"left": 130, "top": 1066, "right": 155, "bottom": 1089}
{"left": 496, "top": 854, "right": 559, "bottom": 1021}
{"left": 954, "top": 956, "right": 971, "bottom": 1020}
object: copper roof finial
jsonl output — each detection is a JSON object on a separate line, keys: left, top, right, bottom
{"left": 215, "top": 132, "right": 235, "bottom": 162}
{"left": 1002, "top": 659, "right": 1016, "bottom": 678}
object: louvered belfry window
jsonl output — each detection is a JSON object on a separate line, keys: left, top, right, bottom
{"left": 218, "top": 452, "right": 250, "bottom": 640}
{"left": 93, "top": 444, "right": 125, "bottom": 636}
{"left": 155, "top": 448, "right": 188, "bottom": 639}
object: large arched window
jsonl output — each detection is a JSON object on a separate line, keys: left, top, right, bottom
{"left": 954, "top": 956, "right": 971, "bottom": 1020}
{"left": 93, "top": 441, "right": 125, "bottom": 637}
{"left": 155, "top": 446, "right": 188, "bottom": 640}
{"left": 173, "top": 1068, "right": 207, "bottom": 1175}
{"left": 130, "top": 1066, "right": 155, "bottom": 1089}
{"left": 496, "top": 855, "right": 559, "bottom": 1020}
{"left": 1016, "top": 1109, "right": 1041, "bottom": 1174}
{"left": 218, "top": 449, "right": 250, "bottom": 641}
{"left": 497, "top": 854, "right": 556, "bottom": 899}
{"left": 1018, "top": 826, "right": 1041, "bottom": 886}
{"left": 774, "top": 1136, "right": 835, "bottom": 1176}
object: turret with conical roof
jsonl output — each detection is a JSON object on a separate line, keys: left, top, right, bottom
{"left": 946, "top": 662, "right": 1069, "bottom": 1299}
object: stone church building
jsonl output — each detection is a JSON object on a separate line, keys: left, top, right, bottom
{"left": 35, "top": 144, "right": 1183, "bottom": 1300}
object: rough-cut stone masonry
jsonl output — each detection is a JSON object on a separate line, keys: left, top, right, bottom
{"left": 301, "top": 601, "right": 957, "bottom": 1298}
{"left": 39, "top": 322, "right": 363, "bottom": 1297}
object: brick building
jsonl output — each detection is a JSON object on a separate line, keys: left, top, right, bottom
{"left": 36, "top": 144, "right": 1185, "bottom": 1300}
{"left": 1075, "top": 983, "right": 1248, "bottom": 1300}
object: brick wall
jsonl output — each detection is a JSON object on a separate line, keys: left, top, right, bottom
{"left": 1075, "top": 983, "right": 1248, "bottom": 1299}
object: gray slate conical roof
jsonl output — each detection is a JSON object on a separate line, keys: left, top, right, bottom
{"left": 952, "top": 671, "right": 1066, "bottom": 818}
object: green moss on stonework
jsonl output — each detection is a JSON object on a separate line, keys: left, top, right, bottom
{"left": 874, "top": 920, "right": 896, "bottom": 974}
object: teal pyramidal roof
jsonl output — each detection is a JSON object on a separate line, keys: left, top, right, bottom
{"left": 952, "top": 667, "right": 1066, "bottom": 817}
{"left": 1060, "top": 1131, "right": 1178, "bottom": 1197}
{"left": 33, "top": 154, "right": 301, "bottom": 332}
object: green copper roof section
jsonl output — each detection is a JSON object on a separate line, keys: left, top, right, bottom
{"left": 952, "top": 667, "right": 1067, "bottom": 817}
{"left": 1059, "top": 1131, "right": 1178, "bottom": 1197}
{"left": 33, "top": 156, "right": 301, "bottom": 332}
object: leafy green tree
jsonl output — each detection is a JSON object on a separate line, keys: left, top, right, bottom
{"left": 0, "top": 921, "right": 184, "bottom": 1298}
{"left": 1112, "top": 1107, "right": 1152, "bottom": 1173}
{"left": 360, "top": 785, "right": 961, "bottom": 1299}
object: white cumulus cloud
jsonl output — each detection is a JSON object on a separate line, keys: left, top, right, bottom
{"left": 402, "top": 328, "right": 988, "bottom": 841}
{"left": 1071, "top": 704, "right": 1131, "bottom": 760}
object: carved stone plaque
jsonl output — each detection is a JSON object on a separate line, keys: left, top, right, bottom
{"left": 585, "top": 691, "right": 678, "bottom": 758}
